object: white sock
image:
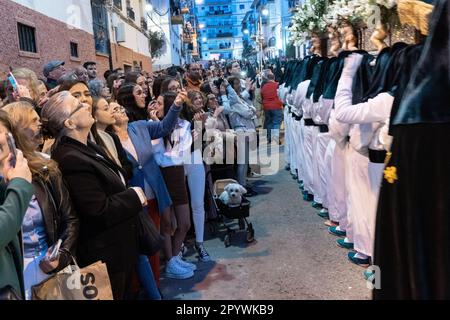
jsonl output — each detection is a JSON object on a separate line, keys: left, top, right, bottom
{"left": 354, "top": 252, "right": 369, "bottom": 259}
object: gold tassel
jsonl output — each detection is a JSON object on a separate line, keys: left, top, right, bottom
{"left": 384, "top": 166, "right": 398, "bottom": 184}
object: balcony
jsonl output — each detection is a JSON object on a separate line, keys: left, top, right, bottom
{"left": 207, "top": 23, "right": 233, "bottom": 28}
{"left": 127, "top": 7, "right": 135, "bottom": 21}
{"left": 141, "top": 18, "right": 148, "bottom": 31}
{"left": 113, "top": 0, "right": 122, "bottom": 10}
{"left": 288, "top": 0, "right": 302, "bottom": 9}
{"left": 207, "top": 42, "right": 233, "bottom": 50}
{"left": 216, "top": 32, "right": 233, "bottom": 38}
{"left": 206, "top": 10, "right": 232, "bottom": 16}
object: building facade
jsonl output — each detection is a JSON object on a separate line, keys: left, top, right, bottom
{"left": 95, "top": 0, "right": 152, "bottom": 74}
{"left": 195, "top": 0, "right": 252, "bottom": 61}
{"left": 146, "top": 0, "right": 184, "bottom": 70}
{"left": 0, "top": 0, "right": 152, "bottom": 80}
{"left": 241, "top": 0, "right": 301, "bottom": 62}
{"left": 0, "top": 0, "right": 103, "bottom": 79}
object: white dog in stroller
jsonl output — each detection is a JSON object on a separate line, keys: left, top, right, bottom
{"left": 219, "top": 183, "right": 247, "bottom": 207}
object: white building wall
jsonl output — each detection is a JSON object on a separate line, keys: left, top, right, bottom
{"left": 12, "top": 0, "right": 94, "bottom": 34}
{"left": 146, "top": 0, "right": 184, "bottom": 70}
{"left": 107, "top": 0, "right": 151, "bottom": 58}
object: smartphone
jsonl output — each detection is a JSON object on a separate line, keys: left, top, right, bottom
{"left": 6, "top": 133, "right": 17, "bottom": 168}
{"left": 7, "top": 72, "right": 18, "bottom": 93}
{"left": 178, "top": 74, "right": 184, "bottom": 90}
{"left": 48, "top": 239, "right": 62, "bottom": 261}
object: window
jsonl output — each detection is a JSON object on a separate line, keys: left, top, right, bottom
{"left": 91, "top": 0, "right": 109, "bottom": 55}
{"left": 70, "top": 42, "right": 79, "bottom": 58}
{"left": 124, "top": 65, "right": 132, "bottom": 73}
{"left": 17, "top": 23, "right": 37, "bottom": 53}
{"left": 240, "top": 4, "right": 245, "bottom": 10}
{"left": 113, "top": 0, "right": 122, "bottom": 10}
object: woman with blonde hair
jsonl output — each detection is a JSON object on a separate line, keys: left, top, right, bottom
{"left": 10, "top": 68, "right": 41, "bottom": 106}
{"left": 2, "top": 101, "right": 79, "bottom": 299}
{"left": 180, "top": 90, "right": 212, "bottom": 262}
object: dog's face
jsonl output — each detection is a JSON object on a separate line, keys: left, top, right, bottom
{"left": 225, "top": 183, "right": 247, "bottom": 199}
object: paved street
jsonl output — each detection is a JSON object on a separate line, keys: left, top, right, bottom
{"left": 161, "top": 147, "right": 372, "bottom": 300}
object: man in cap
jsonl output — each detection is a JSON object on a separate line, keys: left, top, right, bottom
{"left": 43, "top": 60, "right": 66, "bottom": 89}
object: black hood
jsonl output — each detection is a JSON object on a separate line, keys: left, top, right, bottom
{"left": 313, "top": 57, "right": 338, "bottom": 102}
{"left": 394, "top": 0, "right": 449, "bottom": 125}
{"left": 363, "top": 43, "right": 408, "bottom": 101}
{"left": 321, "top": 50, "right": 367, "bottom": 100}
{"left": 352, "top": 53, "right": 375, "bottom": 104}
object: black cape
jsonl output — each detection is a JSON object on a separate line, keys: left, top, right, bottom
{"left": 373, "top": 0, "right": 450, "bottom": 300}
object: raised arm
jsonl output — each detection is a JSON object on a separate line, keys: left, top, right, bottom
{"left": 334, "top": 54, "right": 394, "bottom": 124}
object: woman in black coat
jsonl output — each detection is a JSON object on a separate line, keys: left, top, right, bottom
{"left": 3, "top": 102, "right": 79, "bottom": 299}
{"left": 41, "top": 91, "right": 147, "bottom": 300}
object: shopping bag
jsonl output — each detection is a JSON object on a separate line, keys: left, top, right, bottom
{"left": 31, "top": 260, "right": 113, "bottom": 300}
{"left": 137, "top": 209, "right": 164, "bottom": 256}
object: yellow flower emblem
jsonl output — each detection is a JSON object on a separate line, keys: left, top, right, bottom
{"left": 384, "top": 166, "right": 398, "bottom": 184}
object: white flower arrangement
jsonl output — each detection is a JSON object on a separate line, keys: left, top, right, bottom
{"left": 289, "top": 0, "right": 398, "bottom": 44}
{"left": 326, "top": 0, "right": 398, "bottom": 28}
{"left": 289, "top": 0, "right": 328, "bottom": 45}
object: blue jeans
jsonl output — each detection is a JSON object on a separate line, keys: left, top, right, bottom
{"left": 136, "top": 255, "right": 161, "bottom": 300}
{"left": 264, "top": 109, "right": 283, "bottom": 142}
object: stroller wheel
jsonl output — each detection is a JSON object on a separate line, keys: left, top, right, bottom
{"left": 238, "top": 218, "right": 246, "bottom": 230}
{"left": 246, "top": 224, "right": 255, "bottom": 243}
{"left": 224, "top": 234, "right": 231, "bottom": 247}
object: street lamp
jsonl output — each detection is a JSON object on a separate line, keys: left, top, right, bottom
{"left": 257, "top": 7, "right": 270, "bottom": 71}
{"left": 243, "top": 29, "right": 249, "bottom": 34}
{"left": 199, "top": 23, "right": 205, "bottom": 29}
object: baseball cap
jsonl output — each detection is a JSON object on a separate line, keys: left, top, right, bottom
{"left": 43, "top": 60, "right": 65, "bottom": 77}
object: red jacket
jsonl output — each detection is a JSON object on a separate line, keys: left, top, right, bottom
{"left": 261, "top": 81, "right": 283, "bottom": 110}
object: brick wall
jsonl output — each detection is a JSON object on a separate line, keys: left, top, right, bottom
{"left": 0, "top": 0, "right": 110, "bottom": 80}
{"left": 111, "top": 43, "right": 153, "bottom": 73}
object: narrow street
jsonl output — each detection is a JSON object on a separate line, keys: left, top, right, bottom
{"left": 161, "top": 147, "right": 372, "bottom": 300}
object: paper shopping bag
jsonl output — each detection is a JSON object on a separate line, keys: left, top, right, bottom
{"left": 32, "top": 261, "right": 113, "bottom": 300}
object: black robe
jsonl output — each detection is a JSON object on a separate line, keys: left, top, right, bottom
{"left": 373, "top": 0, "right": 450, "bottom": 299}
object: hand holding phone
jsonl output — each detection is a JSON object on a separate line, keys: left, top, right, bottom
{"left": 6, "top": 133, "right": 17, "bottom": 168}
{"left": 7, "top": 72, "right": 18, "bottom": 93}
{"left": 48, "top": 239, "right": 62, "bottom": 261}
{"left": 39, "top": 239, "right": 62, "bottom": 274}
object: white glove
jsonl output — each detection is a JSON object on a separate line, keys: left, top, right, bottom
{"left": 342, "top": 53, "right": 364, "bottom": 78}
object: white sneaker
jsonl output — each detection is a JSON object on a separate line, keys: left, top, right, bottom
{"left": 165, "top": 257, "right": 194, "bottom": 279}
{"left": 175, "top": 255, "right": 197, "bottom": 271}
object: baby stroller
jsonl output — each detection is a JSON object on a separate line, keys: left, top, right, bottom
{"left": 208, "top": 175, "right": 255, "bottom": 247}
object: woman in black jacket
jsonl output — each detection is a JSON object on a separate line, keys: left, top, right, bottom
{"left": 41, "top": 91, "right": 146, "bottom": 300}
{"left": 3, "top": 102, "right": 79, "bottom": 299}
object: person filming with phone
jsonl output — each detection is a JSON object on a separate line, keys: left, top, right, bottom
{"left": 2, "top": 102, "right": 79, "bottom": 300}
{"left": 0, "top": 111, "right": 33, "bottom": 300}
